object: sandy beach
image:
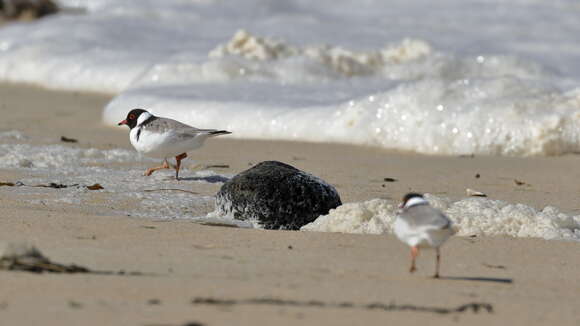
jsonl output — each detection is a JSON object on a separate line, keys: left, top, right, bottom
{"left": 0, "top": 83, "right": 579, "bottom": 325}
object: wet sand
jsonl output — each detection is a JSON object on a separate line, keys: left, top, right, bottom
{"left": 0, "top": 83, "right": 579, "bottom": 325}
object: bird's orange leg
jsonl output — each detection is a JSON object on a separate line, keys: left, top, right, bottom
{"left": 174, "top": 153, "right": 188, "bottom": 180}
{"left": 434, "top": 247, "right": 441, "bottom": 279}
{"left": 410, "top": 246, "right": 419, "bottom": 273}
{"left": 144, "top": 160, "right": 170, "bottom": 176}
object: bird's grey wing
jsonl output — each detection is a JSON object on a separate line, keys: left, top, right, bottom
{"left": 140, "top": 117, "right": 192, "bottom": 133}
{"left": 403, "top": 205, "right": 452, "bottom": 229}
{"left": 142, "top": 117, "right": 228, "bottom": 142}
{"left": 141, "top": 117, "right": 213, "bottom": 137}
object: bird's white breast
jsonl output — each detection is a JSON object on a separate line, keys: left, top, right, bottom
{"left": 393, "top": 216, "right": 454, "bottom": 248}
{"left": 129, "top": 127, "right": 209, "bottom": 158}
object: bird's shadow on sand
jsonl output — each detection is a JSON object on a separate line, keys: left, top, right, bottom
{"left": 178, "top": 175, "right": 230, "bottom": 183}
{"left": 439, "top": 276, "right": 513, "bottom": 284}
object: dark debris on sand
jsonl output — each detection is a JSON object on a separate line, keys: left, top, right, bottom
{"left": 191, "top": 297, "right": 493, "bottom": 315}
{"left": 0, "top": 180, "right": 104, "bottom": 190}
{"left": 0, "top": 244, "right": 90, "bottom": 274}
{"left": 144, "top": 322, "right": 205, "bottom": 326}
{"left": 60, "top": 136, "right": 78, "bottom": 143}
{"left": 0, "top": 243, "right": 150, "bottom": 276}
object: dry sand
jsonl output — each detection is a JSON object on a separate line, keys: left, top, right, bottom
{"left": 0, "top": 83, "right": 579, "bottom": 325}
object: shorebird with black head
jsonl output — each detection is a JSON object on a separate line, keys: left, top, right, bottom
{"left": 118, "top": 108, "right": 231, "bottom": 180}
{"left": 393, "top": 193, "right": 456, "bottom": 278}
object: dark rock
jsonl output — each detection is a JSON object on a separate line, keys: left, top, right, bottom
{"left": 0, "top": 0, "right": 58, "bottom": 20}
{"left": 215, "top": 161, "right": 342, "bottom": 230}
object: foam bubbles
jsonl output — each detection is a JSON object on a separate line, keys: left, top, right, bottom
{"left": 209, "top": 29, "right": 431, "bottom": 78}
{"left": 0, "top": 144, "right": 140, "bottom": 169}
{"left": 301, "top": 195, "right": 580, "bottom": 241}
{"left": 104, "top": 72, "right": 580, "bottom": 156}
{"left": 0, "top": 140, "right": 230, "bottom": 220}
{"left": 2, "top": 132, "right": 579, "bottom": 240}
{"left": 0, "top": 1, "right": 580, "bottom": 155}
{"left": 301, "top": 199, "right": 396, "bottom": 234}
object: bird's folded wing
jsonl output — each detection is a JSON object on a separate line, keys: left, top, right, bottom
{"left": 406, "top": 205, "right": 453, "bottom": 230}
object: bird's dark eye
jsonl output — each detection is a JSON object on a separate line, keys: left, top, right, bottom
{"left": 129, "top": 114, "right": 135, "bottom": 120}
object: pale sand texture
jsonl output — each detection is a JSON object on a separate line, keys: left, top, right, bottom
{"left": 0, "top": 83, "right": 579, "bottom": 325}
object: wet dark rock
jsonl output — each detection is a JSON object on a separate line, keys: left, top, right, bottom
{"left": 0, "top": 0, "right": 58, "bottom": 20}
{"left": 215, "top": 161, "right": 342, "bottom": 230}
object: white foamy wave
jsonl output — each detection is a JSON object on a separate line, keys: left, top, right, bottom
{"left": 126, "top": 33, "right": 434, "bottom": 88}
{"left": 204, "top": 209, "right": 260, "bottom": 229}
{"left": 208, "top": 29, "right": 431, "bottom": 78}
{"left": 332, "top": 78, "right": 580, "bottom": 156}
{"left": 0, "top": 0, "right": 575, "bottom": 92}
{"left": 0, "top": 1, "right": 579, "bottom": 155}
{"left": 104, "top": 75, "right": 580, "bottom": 156}
{"left": 301, "top": 195, "right": 580, "bottom": 241}
{"left": 103, "top": 30, "right": 580, "bottom": 156}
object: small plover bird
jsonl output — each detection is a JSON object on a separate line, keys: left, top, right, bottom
{"left": 393, "top": 193, "right": 456, "bottom": 278}
{"left": 118, "top": 108, "right": 231, "bottom": 180}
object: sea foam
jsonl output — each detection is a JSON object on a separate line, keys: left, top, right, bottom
{"left": 0, "top": 139, "right": 228, "bottom": 220}
{"left": 301, "top": 195, "right": 580, "bottom": 241}
{"left": 2, "top": 133, "right": 579, "bottom": 240}
{"left": 101, "top": 29, "right": 580, "bottom": 156}
{"left": 0, "top": 143, "right": 139, "bottom": 169}
{"left": 0, "top": 0, "right": 579, "bottom": 155}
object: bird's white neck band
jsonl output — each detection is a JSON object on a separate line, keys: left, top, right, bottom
{"left": 137, "top": 112, "right": 153, "bottom": 126}
{"left": 404, "top": 197, "right": 428, "bottom": 208}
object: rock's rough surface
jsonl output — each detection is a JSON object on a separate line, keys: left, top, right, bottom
{"left": 216, "top": 161, "right": 342, "bottom": 230}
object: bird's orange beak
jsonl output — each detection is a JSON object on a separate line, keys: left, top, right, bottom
{"left": 118, "top": 119, "right": 127, "bottom": 126}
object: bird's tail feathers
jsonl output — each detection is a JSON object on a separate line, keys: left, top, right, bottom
{"left": 208, "top": 130, "right": 232, "bottom": 136}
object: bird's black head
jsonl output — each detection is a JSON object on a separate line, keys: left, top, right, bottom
{"left": 400, "top": 192, "right": 425, "bottom": 207}
{"left": 118, "top": 108, "right": 148, "bottom": 129}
